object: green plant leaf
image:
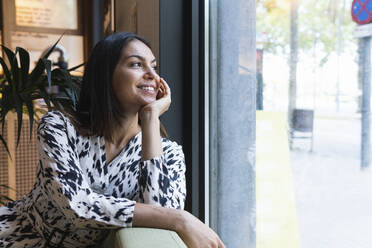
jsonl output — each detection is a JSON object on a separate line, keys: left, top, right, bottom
{"left": 38, "top": 89, "right": 51, "bottom": 109}
{"left": 0, "top": 92, "right": 12, "bottom": 134}
{"left": 53, "top": 68, "right": 77, "bottom": 107}
{"left": 1, "top": 109, "right": 8, "bottom": 135}
{"left": 41, "top": 34, "right": 63, "bottom": 60}
{"left": 28, "top": 35, "right": 63, "bottom": 88}
{"left": 25, "top": 100, "right": 34, "bottom": 140}
{"left": 14, "top": 94, "right": 23, "bottom": 147}
{"left": 51, "top": 98, "right": 64, "bottom": 110}
{"left": 1, "top": 45, "right": 15, "bottom": 66}
{"left": 42, "top": 59, "right": 52, "bottom": 89}
{"left": 0, "top": 184, "right": 16, "bottom": 191}
{"left": 0, "top": 134, "right": 10, "bottom": 156}
{"left": 0, "top": 57, "right": 12, "bottom": 87}
{"left": 0, "top": 195, "right": 14, "bottom": 201}
{"left": 11, "top": 48, "right": 20, "bottom": 93}
{"left": 68, "top": 62, "right": 85, "bottom": 72}
{"left": 0, "top": 194, "right": 14, "bottom": 205}
{"left": 1, "top": 46, "right": 19, "bottom": 93}
{"left": 18, "top": 47, "right": 30, "bottom": 90}
{"left": 28, "top": 59, "right": 46, "bottom": 89}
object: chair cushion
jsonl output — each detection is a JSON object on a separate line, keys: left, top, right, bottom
{"left": 102, "top": 227, "right": 187, "bottom": 248}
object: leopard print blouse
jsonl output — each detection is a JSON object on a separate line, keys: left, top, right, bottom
{"left": 0, "top": 111, "right": 186, "bottom": 247}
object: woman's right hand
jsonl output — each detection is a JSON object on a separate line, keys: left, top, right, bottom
{"left": 176, "top": 210, "right": 225, "bottom": 248}
{"left": 133, "top": 203, "right": 224, "bottom": 247}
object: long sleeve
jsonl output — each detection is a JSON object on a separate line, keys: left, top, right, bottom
{"left": 37, "top": 111, "right": 136, "bottom": 229}
{"left": 139, "top": 141, "right": 186, "bottom": 209}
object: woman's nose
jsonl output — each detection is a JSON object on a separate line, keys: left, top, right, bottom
{"left": 145, "top": 66, "right": 159, "bottom": 81}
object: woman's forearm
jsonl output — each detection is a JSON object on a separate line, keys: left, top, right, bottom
{"left": 140, "top": 111, "right": 163, "bottom": 161}
{"left": 133, "top": 203, "right": 225, "bottom": 248}
{"left": 133, "top": 202, "right": 184, "bottom": 232}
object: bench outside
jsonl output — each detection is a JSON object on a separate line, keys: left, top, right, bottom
{"left": 102, "top": 227, "right": 187, "bottom": 248}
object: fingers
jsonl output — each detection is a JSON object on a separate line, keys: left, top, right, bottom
{"left": 160, "top": 77, "right": 171, "bottom": 96}
{"left": 156, "top": 77, "right": 171, "bottom": 101}
{"left": 219, "top": 239, "right": 226, "bottom": 248}
{"left": 157, "top": 85, "right": 164, "bottom": 99}
{"left": 156, "top": 78, "right": 165, "bottom": 99}
{"left": 212, "top": 228, "right": 225, "bottom": 248}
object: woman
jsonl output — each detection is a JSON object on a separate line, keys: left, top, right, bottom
{"left": 0, "top": 32, "right": 224, "bottom": 248}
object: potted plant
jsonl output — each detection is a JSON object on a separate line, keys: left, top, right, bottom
{"left": 0, "top": 37, "right": 82, "bottom": 204}
{"left": 0, "top": 37, "right": 82, "bottom": 155}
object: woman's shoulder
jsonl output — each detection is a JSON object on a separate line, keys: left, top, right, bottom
{"left": 39, "top": 110, "right": 73, "bottom": 128}
{"left": 38, "top": 110, "right": 78, "bottom": 137}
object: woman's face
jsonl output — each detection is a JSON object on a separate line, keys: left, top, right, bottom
{"left": 112, "top": 39, "right": 160, "bottom": 113}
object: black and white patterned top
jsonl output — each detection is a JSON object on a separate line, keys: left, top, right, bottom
{"left": 0, "top": 111, "right": 186, "bottom": 248}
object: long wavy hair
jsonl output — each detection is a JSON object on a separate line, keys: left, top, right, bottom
{"left": 69, "top": 32, "right": 167, "bottom": 141}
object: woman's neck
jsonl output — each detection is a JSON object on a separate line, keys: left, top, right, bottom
{"left": 107, "top": 112, "right": 141, "bottom": 149}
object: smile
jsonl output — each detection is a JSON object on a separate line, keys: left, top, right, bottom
{"left": 138, "top": 86, "right": 156, "bottom": 93}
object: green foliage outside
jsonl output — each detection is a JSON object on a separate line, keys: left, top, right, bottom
{"left": 257, "top": 0, "right": 356, "bottom": 66}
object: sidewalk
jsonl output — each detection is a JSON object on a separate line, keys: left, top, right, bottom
{"left": 290, "top": 117, "right": 372, "bottom": 248}
{"left": 257, "top": 111, "right": 300, "bottom": 248}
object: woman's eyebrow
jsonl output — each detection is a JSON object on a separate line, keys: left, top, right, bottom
{"left": 125, "top": 54, "right": 156, "bottom": 63}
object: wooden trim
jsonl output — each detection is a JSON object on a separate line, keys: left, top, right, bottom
{"left": 0, "top": 2, "right": 3, "bottom": 31}
{"left": 77, "top": 0, "right": 84, "bottom": 34}
{"left": 13, "top": 26, "right": 82, "bottom": 35}
{"left": 2, "top": 1, "right": 16, "bottom": 201}
{"left": 2, "top": 0, "right": 15, "bottom": 48}
{"left": 82, "top": 0, "right": 93, "bottom": 61}
{"left": 5, "top": 0, "right": 83, "bottom": 38}
{"left": 103, "top": 0, "right": 115, "bottom": 37}
{"left": 7, "top": 113, "right": 16, "bottom": 201}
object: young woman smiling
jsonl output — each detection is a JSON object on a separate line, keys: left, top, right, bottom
{"left": 0, "top": 32, "right": 224, "bottom": 248}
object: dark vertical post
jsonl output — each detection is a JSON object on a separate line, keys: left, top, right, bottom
{"left": 160, "top": 0, "right": 206, "bottom": 217}
{"left": 256, "top": 49, "right": 264, "bottom": 110}
{"left": 288, "top": 0, "right": 298, "bottom": 129}
{"left": 92, "top": 0, "right": 103, "bottom": 46}
{"left": 190, "top": 0, "right": 201, "bottom": 219}
{"left": 159, "top": 0, "right": 188, "bottom": 208}
{"left": 360, "top": 37, "right": 371, "bottom": 168}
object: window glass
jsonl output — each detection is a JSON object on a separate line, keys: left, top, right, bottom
{"left": 256, "top": 0, "right": 369, "bottom": 247}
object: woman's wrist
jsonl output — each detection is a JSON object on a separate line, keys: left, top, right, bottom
{"left": 133, "top": 203, "right": 186, "bottom": 232}
{"left": 140, "top": 110, "right": 162, "bottom": 161}
{"left": 140, "top": 109, "right": 160, "bottom": 123}
{"left": 171, "top": 209, "right": 187, "bottom": 233}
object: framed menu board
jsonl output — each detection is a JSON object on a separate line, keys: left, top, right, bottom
{"left": 15, "top": 0, "right": 78, "bottom": 30}
{"left": 2, "top": 0, "right": 82, "bottom": 36}
{"left": 1, "top": 0, "right": 85, "bottom": 70}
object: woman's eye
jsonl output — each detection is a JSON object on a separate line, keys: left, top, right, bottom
{"left": 152, "top": 65, "right": 158, "bottom": 70}
{"left": 131, "top": 62, "right": 142, "bottom": 67}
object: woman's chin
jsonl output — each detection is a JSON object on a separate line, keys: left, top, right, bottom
{"left": 140, "top": 97, "right": 156, "bottom": 106}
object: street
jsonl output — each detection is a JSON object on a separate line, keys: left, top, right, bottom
{"left": 291, "top": 116, "right": 372, "bottom": 248}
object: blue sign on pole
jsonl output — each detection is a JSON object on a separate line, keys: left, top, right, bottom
{"left": 352, "top": 0, "right": 372, "bottom": 24}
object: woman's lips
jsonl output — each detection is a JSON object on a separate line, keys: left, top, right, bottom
{"left": 138, "top": 85, "right": 157, "bottom": 95}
